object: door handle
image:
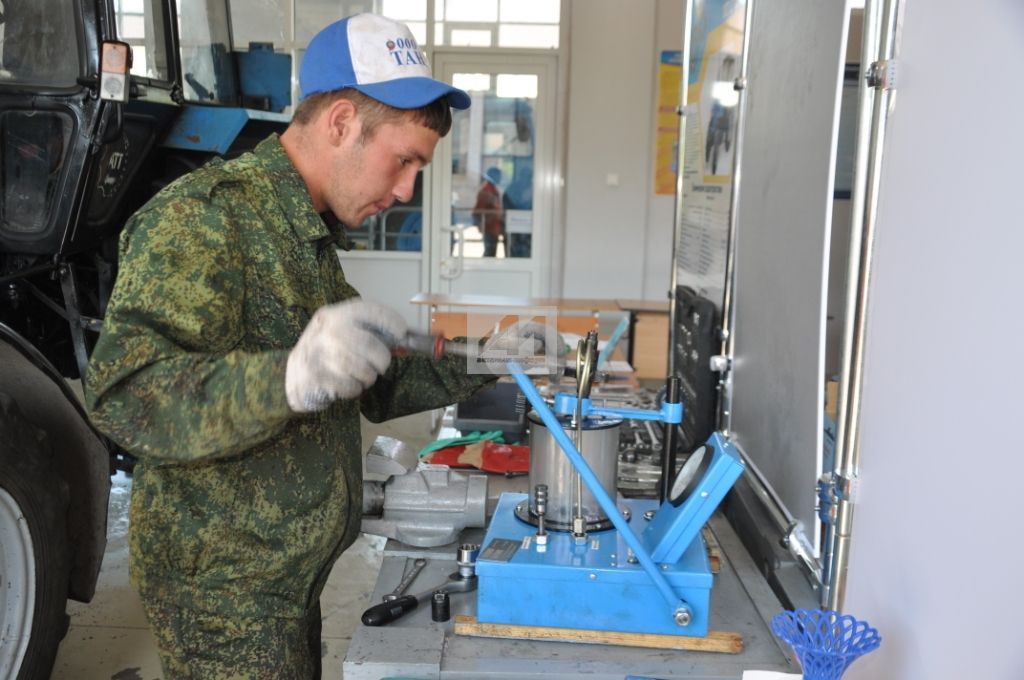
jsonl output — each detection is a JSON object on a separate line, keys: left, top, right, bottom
{"left": 440, "top": 224, "right": 465, "bottom": 280}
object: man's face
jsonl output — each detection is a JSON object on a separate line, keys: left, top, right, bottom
{"left": 322, "top": 114, "right": 439, "bottom": 227}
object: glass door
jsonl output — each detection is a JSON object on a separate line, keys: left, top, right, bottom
{"left": 430, "top": 53, "right": 556, "bottom": 298}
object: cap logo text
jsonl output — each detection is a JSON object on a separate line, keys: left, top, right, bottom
{"left": 387, "top": 36, "right": 428, "bottom": 67}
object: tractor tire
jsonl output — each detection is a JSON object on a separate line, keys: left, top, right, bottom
{"left": 0, "top": 393, "right": 71, "bottom": 680}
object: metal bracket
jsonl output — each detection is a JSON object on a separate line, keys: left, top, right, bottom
{"left": 782, "top": 520, "right": 824, "bottom": 591}
{"left": 709, "top": 354, "right": 731, "bottom": 373}
{"left": 817, "top": 474, "right": 837, "bottom": 526}
{"left": 58, "top": 263, "right": 92, "bottom": 379}
{"left": 866, "top": 59, "right": 898, "bottom": 90}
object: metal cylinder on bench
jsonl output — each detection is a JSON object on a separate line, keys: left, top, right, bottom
{"left": 515, "top": 411, "right": 622, "bottom": 532}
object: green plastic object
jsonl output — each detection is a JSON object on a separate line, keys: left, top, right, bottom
{"left": 417, "top": 430, "right": 504, "bottom": 458}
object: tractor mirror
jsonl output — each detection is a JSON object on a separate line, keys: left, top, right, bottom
{"left": 100, "top": 41, "right": 132, "bottom": 103}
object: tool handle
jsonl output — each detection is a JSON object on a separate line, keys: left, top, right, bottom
{"left": 361, "top": 594, "right": 419, "bottom": 626}
{"left": 363, "top": 325, "right": 448, "bottom": 360}
{"left": 397, "top": 331, "right": 447, "bottom": 359}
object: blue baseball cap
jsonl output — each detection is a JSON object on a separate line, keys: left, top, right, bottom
{"left": 484, "top": 167, "right": 502, "bottom": 185}
{"left": 300, "top": 14, "right": 471, "bottom": 110}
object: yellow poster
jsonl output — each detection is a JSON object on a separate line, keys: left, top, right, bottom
{"left": 655, "top": 51, "right": 682, "bottom": 195}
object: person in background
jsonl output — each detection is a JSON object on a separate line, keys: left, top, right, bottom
{"left": 503, "top": 163, "right": 533, "bottom": 258}
{"left": 85, "top": 13, "right": 548, "bottom": 679}
{"left": 473, "top": 166, "right": 505, "bottom": 257}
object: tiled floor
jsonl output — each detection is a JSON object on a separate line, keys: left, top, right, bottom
{"left": 50, "top": 412, "right": 436, "bottom": 679}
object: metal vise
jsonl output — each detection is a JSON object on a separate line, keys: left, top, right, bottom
{"left": 361, "top": 436, "right": 488, "bottom": 547}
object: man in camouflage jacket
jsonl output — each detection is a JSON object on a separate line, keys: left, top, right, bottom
{"left": 84, "top": 14, "right": 522, "bottom": 679}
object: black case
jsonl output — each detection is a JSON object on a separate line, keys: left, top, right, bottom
{"left": 673, "top": 286, "right": 720, "bottom": 452}
{"left": 453, "top": 381, "right": 527, "bottom": 444}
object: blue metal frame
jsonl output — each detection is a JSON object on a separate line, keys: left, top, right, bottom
{"left": 495, "top": 361, "right": 746, "bottom": 635}
{"left": 162, "top": 106, "right": 250, "bottom": 154}
{"left": 552, "top": 393, "right": 683, "bottom": 423}
{"left": 643, "top": 432, "right": 745, "bottom": 563}
{"left": 509, "top": 363, "right": 687, "bottom": 617}
{"left": 162, "top": 106, "right": 289, "bottom": 155}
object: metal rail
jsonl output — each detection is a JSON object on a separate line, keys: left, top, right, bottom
{"left": 825, "top": 0, "right": 903, "bottom": 611}
{"left": 716, "top": 0, "right": 755, "bottom": 437}
{"left": 666, "top": 0, "right": 695, "bottom": 379}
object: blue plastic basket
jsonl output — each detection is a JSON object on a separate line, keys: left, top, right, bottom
{"left": 771, "top": 609, "right": 881, "bottom": 680}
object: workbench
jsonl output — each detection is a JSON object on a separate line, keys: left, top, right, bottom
{"left": 343, "top": 513, "right": 796, "bottom": 679}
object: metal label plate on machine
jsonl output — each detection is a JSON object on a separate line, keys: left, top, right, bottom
{"left": 479, "top": 538, "right": 519, "bottom": 563}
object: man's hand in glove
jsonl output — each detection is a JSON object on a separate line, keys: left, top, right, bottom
{"left": 479, "top": 320, "right": 566, "bottom": 375}
{"left": 285, "top": 299, "right": 407, "bottom": 412}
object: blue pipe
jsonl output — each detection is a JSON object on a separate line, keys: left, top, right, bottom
{"left": 596, "top": 315, "right": 630, "bottom": 369}
{"left": 552, "top": 394, "right": 683, "bottom": 423}
{"left": 508, "top": 362, "right": 687, "bottom": 617}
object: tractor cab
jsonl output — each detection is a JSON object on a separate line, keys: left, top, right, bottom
{"left": 0, "top": 0, "right": 289, "bottom": 377}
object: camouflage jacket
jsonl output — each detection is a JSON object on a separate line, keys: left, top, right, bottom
{"left": 84, "top": 134, "right": 493, "bottom": 618}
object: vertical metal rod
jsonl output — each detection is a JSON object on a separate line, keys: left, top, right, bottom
{"left": 663, "top": 1, "right": 696, "bottom": 506}
{"left": 821, "top": 0, "right": 882, "bottom": 604}
{"left": 716, "top": 0, "right": 755, "bottom": 437}
{"left": 573, "top": 418, "right": 584, "bottom": 534}
{"left": 534, "top": 484, "right": 548, "bottom": 541}
{"left": 667, "top": 0, "right": 695, "bottom": 378}
{"left": 826, "top": 0, "right": 902, "bottom": 612}
{"left": 573, "top": 342, "right": 588, "bottom": 534}
{"left": 659, "top": 377, "right": 681, "bottom": 502}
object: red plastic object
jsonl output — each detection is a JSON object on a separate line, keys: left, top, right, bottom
{"left": 427, "top": 441, "right": 529, "bottom": 474}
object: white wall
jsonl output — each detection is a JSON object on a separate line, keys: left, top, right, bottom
{"left": 845, "top": 2, "right": 1024, "bottom": 678}
{"left": 337, "top": 253, "right": 426, "bottom": 329}
{"left": 562, "top": 0, "right": 682, "bottom": 300}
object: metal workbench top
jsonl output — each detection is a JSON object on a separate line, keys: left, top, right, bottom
{"left": 343, "top": 513, "right": 796, "bottom": 679}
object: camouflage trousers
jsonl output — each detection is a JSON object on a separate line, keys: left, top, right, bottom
{"left": 142, "top": 599, "right": 322, "bottom": 680}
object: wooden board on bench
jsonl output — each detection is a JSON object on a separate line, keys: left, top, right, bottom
{"left": 453, "top": 615, "right": 744, "bottom": 654}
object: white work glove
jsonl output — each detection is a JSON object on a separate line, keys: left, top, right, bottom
{"left": 285, "top": 299, "right": 407, "bottom": 412}
{"left": 480, "top": 320, "right": 566, "bottom": 375}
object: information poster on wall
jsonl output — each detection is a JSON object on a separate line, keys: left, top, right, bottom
{"left": 674, "top": 0, "right": 746, "bottom": 310}
{"left": 655, "top": 50, "right": 682, "bottom": 195}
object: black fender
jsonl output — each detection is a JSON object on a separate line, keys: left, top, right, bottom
{"left": 0, "top": 322, "right": 111, "bottom": 603}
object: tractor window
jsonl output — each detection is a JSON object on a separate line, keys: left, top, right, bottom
{"left": 0, "top": 110, "right": 73, "bottom": 234}
{"left": 177, "top": 0, "right": 238, "bottom": 104}
{"left": 116, "top": 0, "right": 174, "bottom": 83}
{"left": 0, "top": 0, "right": 81, "bottom": 87}
{"left": 116, "top": 0, "right": 237, "bottom": 101}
